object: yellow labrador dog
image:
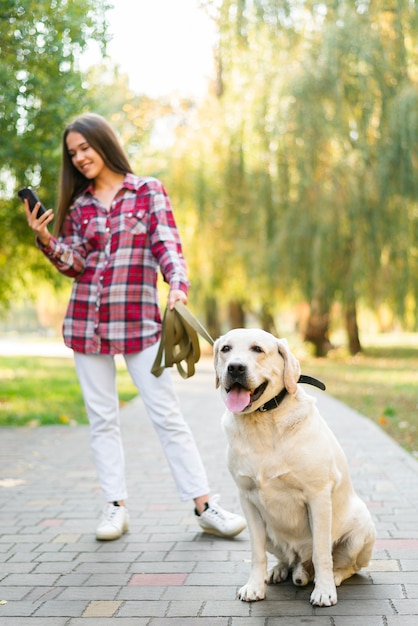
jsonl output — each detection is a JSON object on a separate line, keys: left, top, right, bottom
{"left": 214, "top": 328, "right": 376, "bottom": 607}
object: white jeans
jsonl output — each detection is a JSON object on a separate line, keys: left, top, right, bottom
{"left": 74, "top": 343, "right": 210, "bottom": 503}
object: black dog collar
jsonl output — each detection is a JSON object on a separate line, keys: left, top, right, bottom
{"left": 258, "top": 374, "right": 326, "bottom": 413}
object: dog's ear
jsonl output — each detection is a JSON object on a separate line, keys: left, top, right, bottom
{"left": 277, "top": 338, "right": 300, "bottom": 394}
{"left": 213, "top": 337, "right": 221, "bottom": 388}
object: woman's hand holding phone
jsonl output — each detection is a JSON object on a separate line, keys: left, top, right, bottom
{"left": 19, "top": 187, "right": 54, "bottom": 246}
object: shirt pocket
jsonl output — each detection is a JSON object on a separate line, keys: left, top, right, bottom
{"left": 123, "top": 209, "right": 148, "bottom": 235}
{"left": 76, "top": 211, "right": 106, "bottom": 238}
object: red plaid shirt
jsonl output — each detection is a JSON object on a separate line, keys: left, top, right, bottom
{"left": 38, "top": 174, "right": 189, "bottom": 354}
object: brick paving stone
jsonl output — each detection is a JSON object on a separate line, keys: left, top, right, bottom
{"left": 53, "top": 573, "right": 90, "bottom": 586}
{"left": 75, "top": 562, "right": 131, "bottom": 574}
{"left": 72, "top": 550, "right": 135, "bottom": 563}
{"left": 0, "top": 600, "right": 44, "bottom": 617}
{"left": 336, "top": 583, "right": 404, "bottom": 599}
{"left": 118, "top": 587, "right": 166, "bottom": 600}
{"left": 0, "top": 587, "right": 30, "bottom": 601}
{"left": 70, "top": 616, "right": 151, "bottom": 626}
{"left": 1, "top": 357, "right": 418, "bottom": 624}
{"left": 0, "top": 616, "right": 69, "bottom": 626}
{"left": 312, "top": 599, "right": 394, "bottom": 615}
{"left": 2, "top": 573, "right": 59, "bottom": 586}
{"left": 161, "top": 586, "right": 239, "bottom": 601}
{"left": 58, "top": 586, "right": 123, "bottom": 600}
{"left": 404, "top": 584, "right": 418, "bottom": 597}
{"left": 129, "top": 573, "right": 188, "bottom": 586}
{"left": 368, "top": 571, "right": 418, "bottom": 584}
{"left": 82, "top": 600, "right": 122, "bottom": 617}
{"left": 117, "top": 599, "right": 169, "bottom": 617}
{"left": 32, "top": 600, "right": 90, "bottom": 617}
{"left": 368, "top": 559, "right": 400, "bottom": 571}
{"left": 391, "top": 599, "right": 418, "bottom": 614}
{"left": 260, "top": 615, "right": 332, "bottom": 626}
{"left": 83, "top": 573, "right": 131, "bottom": 584}
{"left": 332, "top": 615, "right": 387, "bottom": 626}
{"left": 0, "top": 562, "right": 36, "bottom": 574}
{"left": 128, "top": 561, "right": 197, "bottom": 574}
{"left": 25, "top": 587, "right": 63, "bottom": 602}
{"left": 166, "top": 600, "right": 205, "bottom": 616}
{"left": 150, "top": 616, "right": 229, "bottom": 626}
{"left": 35, "top": 558, "right": 84, "bottom": 572}
{"left": 201, "top": 599, "right": 252, "bottom": 616}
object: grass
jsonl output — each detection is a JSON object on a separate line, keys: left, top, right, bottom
{"left": 1, "top": 333, "right": 417, "bottom": 459}
{"left": 300, "top": 333, "right": 418, "bottom": 458}
{"left": 0, "top": 355, "right": 137, "bottom": 427}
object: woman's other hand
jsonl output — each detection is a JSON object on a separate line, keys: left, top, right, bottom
{"left": 168, "top": 289, "right": 187, "bottom": 310}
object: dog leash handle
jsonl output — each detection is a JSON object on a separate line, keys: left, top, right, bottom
{"left": 151, "top": 302, "right": 214, "bottom": 379}
{"left": 173, "top": 301, "right": 214, "bottom": 346}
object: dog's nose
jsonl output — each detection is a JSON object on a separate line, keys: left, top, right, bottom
{"left": 227, "top": 362, "right": 247, "bottom": 377}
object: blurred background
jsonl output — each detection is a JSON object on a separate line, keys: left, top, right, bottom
{"left": 1, "top": 0, "right": 418, "bottom": 358}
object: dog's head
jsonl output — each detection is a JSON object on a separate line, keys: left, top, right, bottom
{"left": 214, "top": 328, "right": 301, "bottom": 414}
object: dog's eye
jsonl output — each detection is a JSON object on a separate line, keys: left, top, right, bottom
{"left": 251, "top": 345, "right": 264, "bottom": 353}
{"left": 220, "top": 345, "right": 231, "bottom": 353}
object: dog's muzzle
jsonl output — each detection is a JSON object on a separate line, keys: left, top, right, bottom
{"left": 227, "top": 361, "right": 247, "bottom": 381}
{"left": 224, "top": 362, "right": 267, "bottom": 413}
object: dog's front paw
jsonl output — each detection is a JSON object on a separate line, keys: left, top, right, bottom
{"left": 266, "top": 564, "right": 288, "bottom": 584}
{"left": 238, "top": 581, "right": 266, "bottom": 602}
{"left": 310, "top": 582, "right": 337, "bottom": 607}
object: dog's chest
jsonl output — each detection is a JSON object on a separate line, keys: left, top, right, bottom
{"left": 230, "top": 448, "right": 297, "bottom": 492}
{"left": 225, "top": 421, "right": 300, "bottom": 493}
{"left": 229, "top": 442, "right": 309, "bottom": 539}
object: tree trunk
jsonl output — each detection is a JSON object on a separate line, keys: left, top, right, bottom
{"left": 260, "top": 303, "right": 279, "bottom": 335}
{"left": 304, "top": 298, "right": 331, "bottom": 357}
{"left": 228, "top": 300, "right": 245, "bottom": 329}
{"left": 204, "top": 297, "right": 221, "bottom": 341}
{"left": 345, "top": 302, "right": 362, "bottom": 355}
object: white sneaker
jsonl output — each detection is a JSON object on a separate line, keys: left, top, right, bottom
{"left": 195, "top": 495, "right": 246, "bottom": 538}
{"left": 96, "top": 503, "right": 129, "bottom": 541}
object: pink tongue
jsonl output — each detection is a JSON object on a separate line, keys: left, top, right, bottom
{"left": 225, "top": 387, "right": 251, "bottom": 412}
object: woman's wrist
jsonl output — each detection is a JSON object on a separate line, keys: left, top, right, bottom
{"left": 37, "top": 233, "right": 51, "bottom": 247}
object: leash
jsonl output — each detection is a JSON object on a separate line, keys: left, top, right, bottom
{"left": 151, "top": 301, "right": 214, "bottom": 379}
{"left": 152, "top": 304, "right": 327, "bottom": 396}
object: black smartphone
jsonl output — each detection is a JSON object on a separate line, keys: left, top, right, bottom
{"left": 18, "top": 187, "right": 48, "bottom": 218}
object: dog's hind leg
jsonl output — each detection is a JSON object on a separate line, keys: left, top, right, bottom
{"left": 265, "top": 541, "right": 290, "bottom": 585}
{"left": 266, "top": 561, "right": 289, "bottom": 584}
{"left": 333, "top": 522, "right": 376, "bottom": 586}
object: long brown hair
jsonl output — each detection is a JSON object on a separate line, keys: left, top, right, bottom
{"left": 53, "top": 113, "right": 134, "bottom": 236}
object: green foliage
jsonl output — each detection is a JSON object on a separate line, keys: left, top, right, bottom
{"left": 1, "top": 336, "right": 417, "bottom": 458}
{"left": 177, "top": 0, "right": 418, "bottom": 339}
{"left": 0, "top": 354, "right": 137, "bottom": 426}
{"left": 2, "top": 0, "right": 418, "bottom": 348}
{"left": 0, "top": 0, "right": 110, "bottom": 307}
{"left": 301, "top": 333, "right": 418, "bottom": 455}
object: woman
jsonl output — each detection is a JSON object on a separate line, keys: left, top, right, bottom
{"left": 24, "top": 112, "right": 246, "bottom": 541}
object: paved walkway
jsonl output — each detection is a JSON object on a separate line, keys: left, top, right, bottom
{"left": 1, "top": 357, "right": 418, "bottom": 625}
